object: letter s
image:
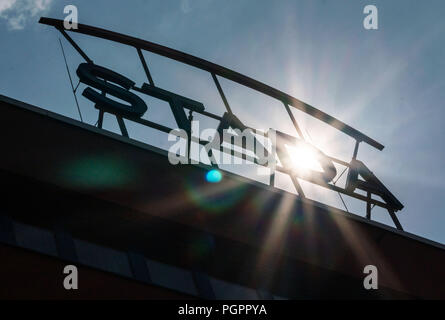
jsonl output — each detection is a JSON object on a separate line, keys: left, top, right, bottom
{"left": 76, "top": 63, "right": 148, "bottom": 118}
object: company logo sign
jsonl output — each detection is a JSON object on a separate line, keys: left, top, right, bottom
{"left": 40, "top": 17, "right": 404, "bottom": 230}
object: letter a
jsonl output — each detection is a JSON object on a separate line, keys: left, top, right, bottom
{"left": 63, "top": 265, "right": 78, "bottom": 290}
{"left": 363, "top": 265, "right": 378, "bottom": 289}
{"left": 363, "top": 5, "right": 378, "bottom": 30}
{"left": 63, "top": 5, "right": 78, "bottom": 30}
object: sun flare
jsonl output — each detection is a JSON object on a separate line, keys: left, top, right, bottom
{"left": 285, "top": 143, "right": 323, "bottom": 173}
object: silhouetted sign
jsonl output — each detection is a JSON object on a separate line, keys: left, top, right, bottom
{"left": 77, "top": 63, "right": 147, "bottom": 117}
{"left": 40, "top": 17, "right": 405, "bottom": 230}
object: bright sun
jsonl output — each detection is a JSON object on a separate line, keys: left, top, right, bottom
{"left": 285, "top": 143, "right": 323, "bottom": 173}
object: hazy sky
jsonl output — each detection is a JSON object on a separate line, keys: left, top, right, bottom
{"left": 1, "top": 0, "right": 444, "bottom": 244}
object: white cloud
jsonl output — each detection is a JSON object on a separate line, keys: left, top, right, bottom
{"left": 0, "top": 0, "right": 53, "bottom": 30}
{"left": 0, "top": 0, "right": 17, "bottom": 12}
{"left": 7, "top": 12, "right": 25, "bottom": 29}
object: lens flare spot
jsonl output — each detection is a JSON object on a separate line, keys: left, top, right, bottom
{"left": 184, "top": 171, "right": 247, "bottom": 212}
{"left": 59, "top": 155, "right": 134, "bottom": 189}
{"left": 206, "top": 169, "right": 222, "bottom": 183}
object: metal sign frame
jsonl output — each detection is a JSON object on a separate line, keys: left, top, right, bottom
{"left": 39, "top": 17, "right": 404, "bottom": 230}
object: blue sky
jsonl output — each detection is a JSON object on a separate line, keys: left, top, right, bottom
{"left": 1, "top": 0, "right": 444, "bottom": 244}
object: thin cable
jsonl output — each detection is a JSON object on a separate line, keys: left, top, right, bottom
{"left": 303, "top": 126, "right": 349, "bottom": 211}
{"left": 333, "top": 167, "right": 350, "bottom": 212}
{"left": 338, "top": 193, "right": 349, "bottom": 213}
{"left": 307, "top": 126, "right": 349, "bottom": 213}
{"left": 59, "top": 38, "right": 83, "bottom": 122}
{"left": 306, "top": 126, "right": 350, "bottom": 213}
{"left": 283, "top": 102, "right": 304, "bottom": 140}
{"left": 212, "top": 73, "right": 232, "bottom": 114}
{"left": 333, "top": 167, "right": 348, "bottom": 185}
{"left": 73, "top": 80, "right": 80, "bottom": 93}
